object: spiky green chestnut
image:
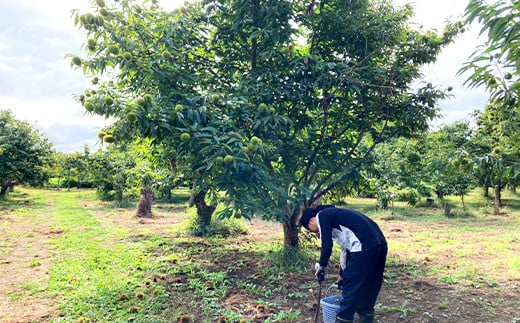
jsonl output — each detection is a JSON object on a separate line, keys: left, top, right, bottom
{"left": 104, "top": 96, "right": 114, "bottom": 106}
{"left": 180, "top": 133, "right": 191, "bottom": 142}
{"left": 224, "top": 155, "right": 233, "bottom": 164}
{"left": 123, "top": 52, "right": 132, "bottom": 60}
{"left": 162, "top": 50, "right": 172, "bottom": 60}
{"left": 136, "top": 97, "right": 146, "bottom": 106}
{"left": 96, "top": 0, "right": 106, "bottom": 7}
{"left": 126, "top": 112, "right": 138, "bottom": 123}
{"left": 103, "top": 135, "right": 115, "bottom": 143}
{"left": 251, "top": 136, "right": 261, "bottom": 145}
{"left": 72, "top": 56, "right": 82, "bottom": 66}
{"left": 87, "top": 39, "right": 96, "bottom": 50}
{"left": 84, "top": 100, "right": 95, "bottom": 111}
{"left": 174, "top": 104, "right": 183, "bottom": 112}
{"left": 108, "top": 45, "right": 119, "bottom": 55}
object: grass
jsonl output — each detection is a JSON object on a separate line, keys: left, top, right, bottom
{"left": 1, "top": 187, "right": 519, "bottom": 322}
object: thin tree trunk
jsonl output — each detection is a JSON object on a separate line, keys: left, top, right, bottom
{"left": 444, "top": 202, "right": 452, "bottom": 218}
{"left": 136, "top": 187, "right": 154, "bottom": 218}
{"left": 282, "top": 214, "right": 300, "bottom": 248}
{"left": 189, "top": 189, "right": 216, "bottom": 228}
{"left": 493, "top": 185, "right": 501, "bottom": 215}
{"left": 483, "top": 185, "right": 489, "bottom": 198}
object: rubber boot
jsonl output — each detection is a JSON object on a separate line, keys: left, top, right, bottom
{"left": 335, "top": 316, "right": 354, "bottom": 323}
{"left": 358, "top": 313, "right": 375, "bottom": 323}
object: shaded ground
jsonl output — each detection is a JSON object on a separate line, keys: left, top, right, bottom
{"left": 0, "top": 193, "right": 519, "bottom": 322}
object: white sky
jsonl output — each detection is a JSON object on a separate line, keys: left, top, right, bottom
{"left": 0, "top": 0, "right": 488, "bottom": 152}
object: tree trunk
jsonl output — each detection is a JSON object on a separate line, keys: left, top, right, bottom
{"left": 426, "top": 198, "right": 434, "bottom": 207}
{"left": 282, "top": 213, "right": 300, "bottom": 248}
{"left": 136, "top": 187, "right": 154, "bottom": 218}
{"left": 189, "top": 189, "right": 216, "bottom": 227}
{"left": 0, "top": 181, "right": 17, "bottom": 196}
{"left": 444, "top": 202, "right": 452, "bottom": 218}
{"left": 483, "top": 185, "right": 489, "bottom": 198}
{"left": 0, "top": 183, "right": 8, "bottom": 196}
{"left": 493, "top": 185, "right": 501, "bottom": 215}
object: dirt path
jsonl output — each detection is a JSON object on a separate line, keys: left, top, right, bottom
{"left": 0, "top": 205, "right": 60, "bottom": 322}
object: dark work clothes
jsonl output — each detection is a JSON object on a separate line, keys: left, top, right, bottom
{"left": 316, "top": 207, "right": 386, "bottom": 268}
{"left": 315, "top": 207, "right": 387, "bottom": 321}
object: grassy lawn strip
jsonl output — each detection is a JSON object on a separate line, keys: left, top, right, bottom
{"left": 44, "top": 190, "right": 172, "bottom": 322}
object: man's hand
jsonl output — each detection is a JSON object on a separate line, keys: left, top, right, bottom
{"left": 315, "top": 263, "right": 325, "bottom": 282}
{"left": 337, "top": 273, "right": 343, "bottom": 285}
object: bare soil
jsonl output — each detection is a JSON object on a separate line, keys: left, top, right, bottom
{"left": 1, "top": 197, "right": 519, "bottom": 322}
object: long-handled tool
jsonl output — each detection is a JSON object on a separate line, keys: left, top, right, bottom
{"left": 314, "top": 279, "right": 323, "bottom": 323}
{"left": 314, "top": 268, "right": 326, "bottom": 323}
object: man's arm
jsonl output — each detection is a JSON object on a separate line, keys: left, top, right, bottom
{"left": 317, "top": 212, "right": 334, "bottom": 268}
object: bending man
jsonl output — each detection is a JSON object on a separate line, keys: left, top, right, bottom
{"left": 300, "top": 205, "right": 387, "bottom": 323}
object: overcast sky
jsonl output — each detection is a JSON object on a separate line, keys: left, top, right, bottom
{"left": 0, "top": 0, "right": 488, "bottom": 153}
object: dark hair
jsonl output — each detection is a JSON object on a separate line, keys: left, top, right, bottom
{"left": 299, "top": 205, "right": 335, "bottom": 228}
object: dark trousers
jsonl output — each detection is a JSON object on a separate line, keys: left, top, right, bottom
{"left": 337, "top": 244, "right": 387, "bottom": 320}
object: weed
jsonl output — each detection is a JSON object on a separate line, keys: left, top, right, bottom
{"left": 28, "top": 259, "right": 41, "bottom": 267}
{"left": 438, "top": 299, "right": 449, "bottom": 309}
{"left": 264, "top": 308, "right": 301, "bottom": 321}
{"left": 381, "top": 300, "right": 418, "bottom": 319}
{"left": 439, "top": 275, "right": 458, "bottom": 285}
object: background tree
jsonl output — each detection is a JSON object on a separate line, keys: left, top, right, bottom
{"left": 49, "top": 152, "right": 67, "bottom": 189}
{"left": 460, "top": 0, "right": 520, "bottom": 211}
{"left": 459, "top": 0, "right": 520, "bottom": 202}
{"left": 0, "top": 110, "right": 54, "bottom": 196}
{"left": 87, "top": 146, "right": 136, "bottom": 206}
{"left": 472, "top": 101, "right": 520, "bottom": 206}
{"left": 444, "top": 148, "right": 476, "bottom": 210}
{"left": 367, "top": 137, "right": 428, "bottom": 209}
{"left": 71, "top": 0, "right": 460, "bottom": 247}
{"left": 421, "top": 122, "right": 475, "bottom": 199}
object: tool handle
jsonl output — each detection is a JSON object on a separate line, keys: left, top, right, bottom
{"left": 314, "top": 281, "right": 322, "bottom": 323}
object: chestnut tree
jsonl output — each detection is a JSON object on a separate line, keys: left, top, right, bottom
{"left": 71, "top": 0, "right": 460, "bottom": 247}
{"left": 0, "top": 110, "right": 54, "bottom": 196}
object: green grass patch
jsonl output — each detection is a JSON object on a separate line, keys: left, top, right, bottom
{"left": 1, "top": 187, "right": 519, "bottom": 322}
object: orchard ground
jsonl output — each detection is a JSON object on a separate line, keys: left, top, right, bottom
{"left": 0, "top": 188, "right": 519, "bottom": 322}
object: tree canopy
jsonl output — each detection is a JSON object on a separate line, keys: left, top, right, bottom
{"left": 0, "top": 110, "right": 54, "bottom": 195}
{"left": 459, "top": 0, "right": 520, "bottom": 208}
{"left": 71, "top": 0, "right": 461, "bottom": 246}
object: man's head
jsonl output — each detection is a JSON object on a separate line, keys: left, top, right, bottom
{"left": 300, "top": 207, "right": 319, "bottom": 232}
{"left": 299, "top": 205, "right": 335, "bottom": 233}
